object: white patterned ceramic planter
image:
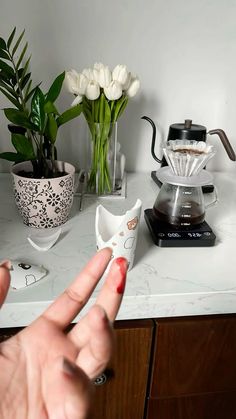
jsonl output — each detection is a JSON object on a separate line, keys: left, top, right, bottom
{"left": 11, "top": 161, "right": 75, "bottom": 228}
{"left": 95, "top": 199, "right": 142, "bottom": 271}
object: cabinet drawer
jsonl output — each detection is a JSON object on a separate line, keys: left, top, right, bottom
{"left": 90, "top": 319, "right": 154, "bottom": 419}
{"left": 146, "top": 392, "right": 236, "bottom": 419}
{"left": 150, "top": 315, "right": 236, "bottom": 397}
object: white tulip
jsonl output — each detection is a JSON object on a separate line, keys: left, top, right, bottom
{"left": 99, "top": 65, "right": 112, "bottom": 88}
{"left": 85, "top": 80, "right": 100, "bottom": 100}
{"left": 76, "top": 73, "right": 89, "bottom": 95}
{"left": 82, "top": 68, "right": 95, "bottom": 81}
{"left": 122, "top": 71, "right": 132, "bottom": 90}
{"left": 64, "top": 69, "right": 80, "bottom": 95}
{"left": 126, "top": 76, "right": 140, "bottom": 98}
{"left": 104, "top": 80, "right": 122, "bottom": 100}
{"left": 94, "top": 62, "right": 105, "bottom": 71}
{"left": 71, "top": 94, "right": 83, "bottom": 106}
{"left": 112, "top": 64, "right": 129, "bottom": 87}
{"left": 92, "top": 68, "right": 100, "bottom": 83}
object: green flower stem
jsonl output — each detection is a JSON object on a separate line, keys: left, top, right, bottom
{"left": 88, "top": 122, "right": 113, "bottom": 195}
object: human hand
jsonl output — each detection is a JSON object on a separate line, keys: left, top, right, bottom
{"left": 0, "top": 249, "right": 127, "bottom": 419}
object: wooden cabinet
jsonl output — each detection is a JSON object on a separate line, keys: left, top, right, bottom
{"left": 2, "top": 315, "right": 236, "bottom": 419}
{"left": 90, "top": 319, "right": 154, "bottom": 419}
{"left": 0, "top": 320, "right": 154, "bottom": 419}
{"left": 146, "top": 315, "right": 236, "bottom": 419}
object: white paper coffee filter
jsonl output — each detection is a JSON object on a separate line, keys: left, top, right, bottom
{"left": 163, "top": 140, "right": 216, "bottom": 177}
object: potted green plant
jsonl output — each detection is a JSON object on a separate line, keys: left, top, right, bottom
{"left": 0, "top": 28, "right": 82, "bottom": 228}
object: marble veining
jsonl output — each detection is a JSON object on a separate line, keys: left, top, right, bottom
{"left": 0, "top": 172, "right": 236, "bottom": 328}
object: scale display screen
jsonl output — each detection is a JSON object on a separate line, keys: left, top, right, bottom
{"left": 144, "top": 209, "right": 216, "bottom": 247}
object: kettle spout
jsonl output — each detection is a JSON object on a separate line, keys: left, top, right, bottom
{"left": 141, "top": 116, "right": 162, "bottom": 164}
{"left": 208, "top": 129, "right": 236, "bottom": 161}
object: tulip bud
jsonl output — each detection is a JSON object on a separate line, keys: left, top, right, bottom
{"left": 82, "top": 68, "right": 95, "bottom": 81}
{"left": 112, "top": 65, "right": 129, "bottom": 87}
{"left": 71, "top": 94, "right": 83, "bottom": 106}
{"left": 122, "top": 71, "right": 132, "bottom": 90}
{"left": 85, "top": 80, "right": 100, "bottom": 100}
{"left": 99, "top": 65, "right": 112, "bottom": 88}
{"left": 76, "top": 73, "right": 89, "bottom": 95}
{"left": 94, "top": 62, "right": 105, "bottom": 71}
{"left": 104, "top": 80, "right": 122, "bottom": 100}
{"left": 64, "top": 69, "right": 80, "bottom": 95}
{"left": 126, "top": 76, "right": 140, "bottom": 98}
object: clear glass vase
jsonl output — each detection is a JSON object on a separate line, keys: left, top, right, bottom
{"left": 86, "top": 121, "right": 123, "bottom": 195}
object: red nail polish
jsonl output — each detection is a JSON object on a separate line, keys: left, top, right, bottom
{"left": 115, "top": 257, "right": 127, "bottom": 294}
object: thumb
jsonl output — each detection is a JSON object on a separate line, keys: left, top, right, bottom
{"left": 44, "top": 356, "right": 93, "bottom": 419}
{"left": 0, "top": 261, "right": 11, "bottom": 308}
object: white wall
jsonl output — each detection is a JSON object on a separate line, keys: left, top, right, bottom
{"left": 1, "top": 0, "right": 236, "bottom": 173}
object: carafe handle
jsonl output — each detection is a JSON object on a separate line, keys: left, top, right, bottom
{"left": 205, "top": 186, "right": 218, "bottom": 209}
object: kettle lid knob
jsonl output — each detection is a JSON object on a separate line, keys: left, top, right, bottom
{"left": 184, "top": 119, "right": 192, "bottom": 129}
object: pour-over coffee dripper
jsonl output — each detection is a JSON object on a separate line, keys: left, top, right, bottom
{"left": 153, "top": 140, "right": 216, "bottom": 228}
{"left": 144, "top": 140, "right": 217, "bottom": 247}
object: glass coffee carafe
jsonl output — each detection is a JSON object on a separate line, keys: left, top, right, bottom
{"left": 154, "top": 183, "right": 205, "bottom": 227}
{"left": 153, "top": 168, "right": 217, "bottom": 228}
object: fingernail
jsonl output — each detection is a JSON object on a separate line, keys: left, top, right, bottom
{"left": 0, "top": 260, "right": 11, "bottom": 270}
{"left": 62, "top": 358, "right": 78, "bottom": 377}
{"left": 109, "top": 257, "right": 128, "bottom": 294}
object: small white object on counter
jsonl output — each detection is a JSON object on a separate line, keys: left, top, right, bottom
{"left": 27, "top": 227, "right": 62, "bottom": 251}
{"left": 10, "top": 260, "right": 47, "bottom": 290}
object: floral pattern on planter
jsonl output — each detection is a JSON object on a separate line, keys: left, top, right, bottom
{"left": 12, "top": 161, "right": 75, "bottom": 228}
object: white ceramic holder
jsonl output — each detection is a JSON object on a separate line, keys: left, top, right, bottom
{"left": 10, "top": 260, "right": 47, "bottom": 290}
{"left": 95, "top": 199, "right": 142, "bottom": 271}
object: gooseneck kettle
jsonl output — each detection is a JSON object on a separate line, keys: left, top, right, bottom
{"left": 141, "top": 117, "right": 236, "bottom": 165}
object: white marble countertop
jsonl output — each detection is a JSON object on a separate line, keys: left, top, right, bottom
{"left": 0, "top": 171, "right": 236, "bottom": 328}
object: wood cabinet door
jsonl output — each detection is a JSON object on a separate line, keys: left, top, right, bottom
{"left": 147, "top": 315, "right": 236, "bottom": 419}
{"left": 90, "top": 319, "right": 154, "bottom": 419}
{"left": 150, "top": 315, "right": 236, "bottom": 398}
{"left": 147, "top": 392, "right": 236, "bottom": 419}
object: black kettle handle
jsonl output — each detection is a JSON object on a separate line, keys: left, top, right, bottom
{"left": 141, "top": 116, "right": 162, "bottom": 163}
{"left": 208, "top": 129, "right": 236, "bottom": 161}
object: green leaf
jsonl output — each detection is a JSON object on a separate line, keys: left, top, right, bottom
{"left": 16, "top": 42, "right": 28, "bottom": 69}
{"left": 30, "top": 87, "right": 45, "bottom": 132}
{"left": 0, "top": 151, "right": 26, "bottom": 162}
{"left": 98, "top": 93, "right": 105, "bottom": 122}
{"left": 7, "top": 27, "right": 16, "bottom": 49}
{"left": 0, "top": 87, "right": 22, "bottom": 109}
{"left": 11, "top": 133, "right": 35, "bottom": 158}
{"left": 56, "top": 104, "right": 82, "bottom": 127}
{"left": 112, "top": 95, "right": 128, "bottom": 122}
{"left": 25, "top": 83, "right": 40, "bottom": 103}
{"left": 45, "top": 114, "right": 58, "bottom": 144}
{"left": 4, "top": 108, "right": 38, "bottom": 130}
{"left": 44, "top": 101, "right": 59, "bottom": 115}
{"left": 18, "top": 55, "right": 31, "bottom": 81}
{"left": 94, "top": 98, "right": 99, "bottom": 122}
{"left": 0, "top": 80, "right": 19, "bottom": 99}
{"left": 0, "top": 49, "right": 10, "bottom": 60}
{"left": 46, "top": 72, "right": 65, "bottom": 103}
{"left": 12, "top": 29, "right": 25, "bottom": 56}
{"left": 0, "top": 37, "right": 7, "bottom": 50}
{"left": 19, "top": 72, "right": 31, "bottom": 90}
{"left": 0, "top": 59, "right": 14, "bottom": 76}
{"left": 104, "top": 98, "right": 111, "bottom": 124}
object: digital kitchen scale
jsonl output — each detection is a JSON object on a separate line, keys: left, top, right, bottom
{"left": 144, "top": 208, "right": 216, "bottom": 247}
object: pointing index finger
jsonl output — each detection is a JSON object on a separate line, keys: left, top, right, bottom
{"left": 41, "top": 248, "right": 112, "bottom": 328}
